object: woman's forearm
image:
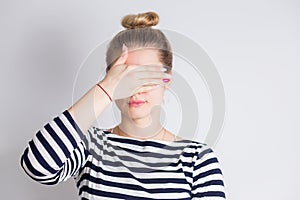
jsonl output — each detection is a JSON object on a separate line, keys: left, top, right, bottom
{"left": 67, "top": 81, "right": 112, "bottom": 134}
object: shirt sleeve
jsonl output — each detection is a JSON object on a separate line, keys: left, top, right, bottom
{"left": 191, "top": 146, "right": 226, "bottom": 199}
{"left": 20, "top": 109, "right": 91, "bottom": 185}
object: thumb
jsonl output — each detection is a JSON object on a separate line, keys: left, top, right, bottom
{"left": 114, "top": 44, "right": 128, "bottom": 66}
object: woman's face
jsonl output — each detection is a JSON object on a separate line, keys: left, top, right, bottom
{"left": 115, "top": 48, "right": 171, "bottom": 120}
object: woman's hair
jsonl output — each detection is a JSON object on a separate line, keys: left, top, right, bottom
{"left": 105, "top": 11, "right": 173, "bottom": 73}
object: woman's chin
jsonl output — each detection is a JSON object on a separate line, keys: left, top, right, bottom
{"left": 127, "top": 109, "right": 149, "bottom": 119}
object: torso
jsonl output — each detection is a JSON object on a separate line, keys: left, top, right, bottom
{"left": 75, "top": 127, "right": 198, "bottom": 199}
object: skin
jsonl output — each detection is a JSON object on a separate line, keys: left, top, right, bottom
{"left": 108, "top": 48, "right": 182, "bottom": 141}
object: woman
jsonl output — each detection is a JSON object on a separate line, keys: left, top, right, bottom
{"left": 20, "top": 11, "right": 226, "bottom": 199}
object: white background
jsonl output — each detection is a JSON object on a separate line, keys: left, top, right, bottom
{"left": 1, "top": 0, "right": 299, "bottom": 199}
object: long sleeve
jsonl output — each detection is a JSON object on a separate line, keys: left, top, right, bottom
{"left": 191, "top": 146, "right": 226, "bottom": 199}
{"left": 20, "top": 110, "right": 91, "bottom": 185}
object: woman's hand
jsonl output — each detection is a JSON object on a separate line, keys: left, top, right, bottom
{"left": 99, "top": 45, "right": 171, "bottom": 100}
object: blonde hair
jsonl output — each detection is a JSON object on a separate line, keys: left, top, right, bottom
{"left": 105, "top": 11, "right": 173, "bottom": 73}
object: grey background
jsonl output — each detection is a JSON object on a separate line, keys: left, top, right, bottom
{"left": 1, "top": 0, "right": 299, "bottom": 199}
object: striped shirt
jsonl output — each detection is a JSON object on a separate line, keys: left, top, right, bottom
{"left": 20, "top": 110, "right": 226, "bottom": 199}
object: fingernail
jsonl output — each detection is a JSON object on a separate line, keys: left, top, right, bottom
{"left": 160, "top": 67, "right": 167, "bottom": 72}
{"left": 163, "top": 78, "right": 170, "bottom": 83}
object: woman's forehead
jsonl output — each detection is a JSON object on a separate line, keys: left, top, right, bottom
{"left": 125, "top": 49, "right": 161, "bottom": 64}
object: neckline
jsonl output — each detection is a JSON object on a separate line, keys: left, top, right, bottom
{"left": 103, "top": 130, "right": 188, "bottom": 144}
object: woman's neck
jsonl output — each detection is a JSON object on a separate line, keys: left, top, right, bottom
{"left": 117, "top": 110, "right": 164, "bottom": 140}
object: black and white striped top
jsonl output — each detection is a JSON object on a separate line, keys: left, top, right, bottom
{"left": 20, "top": 110, "right": 226, "bottom": 199}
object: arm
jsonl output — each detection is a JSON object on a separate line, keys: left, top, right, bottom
{"left": 67, "top": 82, "right": 112, "bottom": 134}
{"left": 20, "top": 45, "right": 166, "bottom": 184}
{"left": 191, "top": 146, "right": 226, "bottom": 199}
{"left": 20, "top": 110, "right": 93, "bottom": 185}
{"left": 20, "top": 77, "right": 114, "bottom": 184}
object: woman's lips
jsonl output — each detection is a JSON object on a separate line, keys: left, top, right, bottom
{"left": 128, "top": 101, "right": 146, "bottom": 107}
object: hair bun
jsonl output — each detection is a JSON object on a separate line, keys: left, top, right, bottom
{"left": 121, "top": 11, "right": 159, "bottom": 29}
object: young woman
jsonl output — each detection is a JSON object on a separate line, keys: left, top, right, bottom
{"left": 20, "top": 11, "right": 226, "bottom": 199}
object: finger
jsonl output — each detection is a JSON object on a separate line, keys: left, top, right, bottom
{"left": 134, "top": 71, "right": 172, "bottom": 79}
{"left": 129, "top": 64, "right": 167, "bottom": 72}
{"left": 134, "top": 84, "right": 161, "bottom": 93}
{"left": 129, "top": 80, "right": 165, "bottom": 95}
{"left": 139, "top": 78, "right": 169, "bottom": 86}
{"left": 113, "top": 44, "right": 129, "bottom": 67}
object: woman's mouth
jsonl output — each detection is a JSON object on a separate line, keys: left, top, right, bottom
{"left": 128, "top": 101, "right": 146, "bottom": 107}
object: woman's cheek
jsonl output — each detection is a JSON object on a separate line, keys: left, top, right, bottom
{"left": 148, "top": 90, "right": 164, "bottom": 106}
{"left": 115, "top": 99, "right": 129, "bottom": 111}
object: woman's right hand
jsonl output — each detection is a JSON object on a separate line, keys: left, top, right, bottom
{"left": 99, "top": 45, "right": 172, "bottom": 100}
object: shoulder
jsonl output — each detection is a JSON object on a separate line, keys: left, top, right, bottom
{"left": 84, "top": 126, "right": 110, "bottom": 142}
{"left": 191, "top": 143, "right": 225, "bottom": 184}
{"left": 191, "top": 144, "right": 226, "bottom": 198}
{"left": 82, "top": 126, "right": 113, "bottom": 151}
{"left": 182, "top": 141, "right": 223, "bottom": 172}
{"left": 192, "top": 143, "right": 222, "bottom": 167}
{"left": 87, "top": 126, "right": 108, "bottom": 135}
{"left": 177, "top": 140, "right": 212, "bottom": 163}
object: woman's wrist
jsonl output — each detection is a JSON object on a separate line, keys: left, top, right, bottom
{"left": 96, "top": 83, "right": 112, "bottom": 102}
{"left": 97, "top": 79, "right": 115, "bottom": 101}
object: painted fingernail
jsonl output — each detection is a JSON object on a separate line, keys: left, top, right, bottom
{"left": 163, "top": 78, "right": 170, "bottom": 83}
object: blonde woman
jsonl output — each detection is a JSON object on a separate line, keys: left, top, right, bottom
{"left": 20, "top": 11, "right": 226, "bottom": 199}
